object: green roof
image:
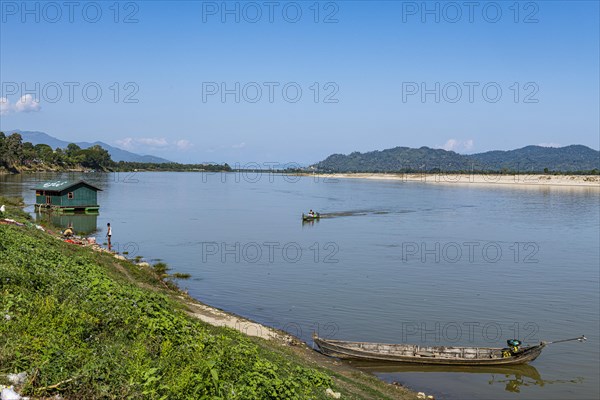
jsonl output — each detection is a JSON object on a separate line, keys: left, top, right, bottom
{"left": 33, "top": 180, "right": 102, "bottom": 192}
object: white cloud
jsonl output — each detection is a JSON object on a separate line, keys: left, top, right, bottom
{"left": 115, "top": 137, "right": 193, "bottom": 152}
{"left": 232, "top": 142, "right": 246, "bottom": 149}
{"left": 0, "top": 95, "right": 41, "bottom": 115}
{"left": 115, "top": 138, "right": 135, "bottom": 149}
{"left": 0, "top": 97, "right": 10, "bottom": 116}
{"left": 116, "top": 137, "right": 168, "bottom": 149}
{"left": 137, "top": 137, "right": 169, "bottom": 147}
{"left": 463, "top": 139, "right": 474, "bottom": 151}
{"left": 538, "top": 142, "right": 561, "bottom": 148}
{"left": 442, "top": 139, "right": 459, "bottom": 151}
{"left": 176, "top": 139, "right": 193, "bottom": 151}
{"left": 14, "top": 94, "right": 41, "bottom": 112}
{"left": 441, "top": 138, "right": 475, "bottom": 153}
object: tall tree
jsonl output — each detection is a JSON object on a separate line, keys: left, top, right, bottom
{"left": 66, "top": 143, "right": 84, "bottom": 165}
{"left": 4, "top": 133, "right": 24, "bottom": 168}
{"left": 34, "top": 144, "right": 55, "bottom": 164}
{"left": 0, "top": 132, "right": 6, "bottom": 167}
{"left": 81, "top": 145, "right": 112, "bottom": 170}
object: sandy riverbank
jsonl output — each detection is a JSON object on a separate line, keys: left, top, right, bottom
{"left": 310, "top": 173, "right": 600, "bottom": 188}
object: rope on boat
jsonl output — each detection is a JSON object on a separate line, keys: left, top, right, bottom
{"left": 544, "top": 335, "right": 586, "bottom": 345}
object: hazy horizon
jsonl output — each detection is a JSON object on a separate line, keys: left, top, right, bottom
{"left": 4, "top": 128, "right": 599, "bottom": 166}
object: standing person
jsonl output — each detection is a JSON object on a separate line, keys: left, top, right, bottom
{"left": 106, "top": 222, "right": 112, "bottom": 250}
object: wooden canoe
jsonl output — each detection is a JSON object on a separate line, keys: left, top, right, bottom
{"left": 312, "top": 335, "right": 545, "bottom": 366}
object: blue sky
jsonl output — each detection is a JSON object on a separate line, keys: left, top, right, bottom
{"left": 1, "top": 0, "right": 598, "bottom": 164}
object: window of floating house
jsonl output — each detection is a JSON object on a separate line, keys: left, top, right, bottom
{"left": 68, "top": 192, "right": 74, "bottom": 199}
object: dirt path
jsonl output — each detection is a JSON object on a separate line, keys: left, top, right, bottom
{"left": 183, "top": 298, "right": 284, "bottom": 341}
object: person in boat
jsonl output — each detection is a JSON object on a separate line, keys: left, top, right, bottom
{"left": 308, "top": 209, "right": 315, "bottom": 217}
{"left": 502, "top": 339, "right": 522, "bottom": 358}
{"left": 508, "top": 339, "right": 521, "bottom": 353}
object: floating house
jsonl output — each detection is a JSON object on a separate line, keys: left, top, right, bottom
{"left": 33, "top": 180, "right": 101, "bottom": 213}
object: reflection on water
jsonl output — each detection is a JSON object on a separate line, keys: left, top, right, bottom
{"left": 352, "top": 362, "right": 542, "bottom": 392}
{"left": 35, "top": 211, "right": 98, "bottom": 235}
{"left": 301, "top": 218, "right": 319, "bottom": 227}
{"left": 353, "top": 362, "right": 583, "bottom": 395}
{"left": 351, "top": 361, "right": 540, "bottom": 377}
{"left": 488, "top": 372, "right": 583, "bottom": 393}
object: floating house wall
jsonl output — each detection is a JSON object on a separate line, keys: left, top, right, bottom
{"left": 34, "top": 181, "right": 101, "bottom": 208}
{"left": 35, "top": 192, "right": 62, "bottom": 206}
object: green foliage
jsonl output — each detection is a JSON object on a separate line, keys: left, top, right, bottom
{"left": 470, "top": 145, "right": 600, "bottom": 173}
{"left": 0, "top": 131, "right": 231, "bottom": 174}
{"left": 151, "top": 263, "right": 193, "bottom": 288}
{"left": 0, "top": 226, "right": 333, "bottom": 399}
{"left": 313, "top": 145, "right": 600, "bottom": 173}
{"left": 112, "top": 161, "right": 232, "bottom": 173}
{"left": 0, "top": 196, "right": 31, "bottom": 221}
{"left": 0, "top": 131, "right": 112, "bottom": 171}
{"left": 0, "top": 132, "right": 24, "bottom": 171}
{"left": 152, "top": 262, "right": 170, "bottom": 279}
{"left": 171, "top": 273, "right": 192, "bottom": 280}
{"left": 80, "top": 145, "right": 112, "bottom": 170}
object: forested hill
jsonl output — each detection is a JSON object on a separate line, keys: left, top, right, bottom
{"left": 470, "top": 145, "right": 599, "bottom": 172}
{"left": 0, "top": 132, "right": 230, "bottom": 173}
{"left": 14, "top": 130, "right": 171, "bottom": 163}
{"left": 312, "top": 145, "right": 600, "bottom": 173}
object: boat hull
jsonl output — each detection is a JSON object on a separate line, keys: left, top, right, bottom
{"left": 313, "top": 336, "right": 545, "bottom": 366}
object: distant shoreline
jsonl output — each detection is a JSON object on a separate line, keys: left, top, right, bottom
{"left": 3, "top": 170, "right": 599, "bottom": 188}
{"left": 306, "top": 173, "right": 600, "bottom": 188}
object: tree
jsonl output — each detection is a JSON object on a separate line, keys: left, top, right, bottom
{"left": 0, "top": 132, "right": 6, "bottom": 167}
{"left": 21, "top": 142, "right": 36, "bottom": 165}
{"left": 4, "top": 133, "right": 24, "bottom": 168}
{"left": 54, "top": 147, "right": 67, "bottom": 165}
{"left": 34, "top": 144, "right": 55, "bottom": 164}
{"left": 66, "top": 143, "right": 81, "bottom": 155}
{"left": 65, "top": 143, "right": 84, "bottom": 165}
{"left": 81, "top": 145, "right": 112, "bottom": 170}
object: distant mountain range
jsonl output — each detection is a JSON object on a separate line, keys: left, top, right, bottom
{"left": 313, "top": 145, "right": 600, "bottom": 173}
{"left": 7, "top": 130, "right": 171, "bottom": 163}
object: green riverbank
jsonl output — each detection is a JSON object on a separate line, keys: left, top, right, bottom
{"left": 0, "top": 197, "right": 418, "bottom": 400}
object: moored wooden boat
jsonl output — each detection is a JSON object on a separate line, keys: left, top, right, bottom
{"left": 313, "top": 334, "right": 547, "bottom": 366}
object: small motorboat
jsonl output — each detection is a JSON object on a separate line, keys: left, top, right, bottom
{"left": 302, "top": 212, "right": 321, "bottom": 221}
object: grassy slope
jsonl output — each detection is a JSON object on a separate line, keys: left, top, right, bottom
{"left": 0, "top": 196, "right": 31, "bottom": 221}
{"left": 0, "top": 201, "right": 415, "bottom": 399}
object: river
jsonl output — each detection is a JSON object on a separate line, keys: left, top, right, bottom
{"left": 2, "top": 171, "right": 598, "bottom": 400}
